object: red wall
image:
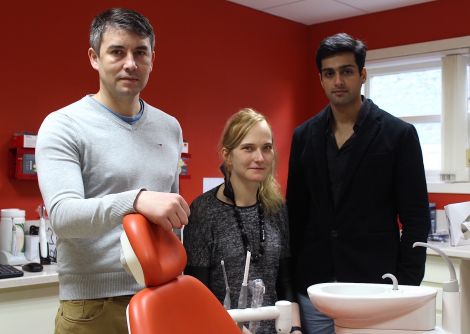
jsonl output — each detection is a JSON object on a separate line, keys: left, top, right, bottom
{"left": 308, "top": 0, "right": 470, "bottom": 209}
{"left": 0, "top": 0, "right": 311, "bottom": 218}
{"left": 2, "top": 0, "right": 469, "bottom": 219}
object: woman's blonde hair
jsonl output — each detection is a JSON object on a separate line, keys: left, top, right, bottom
{"left": 220, "top": 108, "right": 283, "bottom": 214}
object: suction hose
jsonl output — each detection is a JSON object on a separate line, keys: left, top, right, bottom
{"left": 413, "top": 241, "right": 460, "bottom": 334}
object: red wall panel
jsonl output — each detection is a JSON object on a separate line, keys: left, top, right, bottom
{"left": 0, "top": 0, "right": 310, "bottom": 218}
{"left": 1, "top": 0, "right": 469, "bottom": 218}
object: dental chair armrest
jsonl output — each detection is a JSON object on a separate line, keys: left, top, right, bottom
{"left": 227, "top": 301, "right": 292, "bottom": 334}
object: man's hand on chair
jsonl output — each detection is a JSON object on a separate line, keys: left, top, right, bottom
{"left": 134, "top": 191, "right": 190, "bottom": 231}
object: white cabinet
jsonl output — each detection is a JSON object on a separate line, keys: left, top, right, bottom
{"left": 0, "top": 265, "right": 59, "bottom": 334}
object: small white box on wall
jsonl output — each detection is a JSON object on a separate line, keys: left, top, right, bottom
{"left": 203, "top": 178, "right": 223, "bottom": 192}
{"left": 182, "top": 141, "right": 189, "bottom": 154}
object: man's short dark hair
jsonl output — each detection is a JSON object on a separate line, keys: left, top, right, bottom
{"left": 315, "top": 33, "right": 367, "bottom": 73}
{"left": 90, "top": 8, "right": 155, "bottom": 54}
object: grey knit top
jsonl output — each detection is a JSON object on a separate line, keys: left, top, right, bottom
{"left": 183, "top": 185, "right": 290, "bottom": 333}
{"left": 36, "top": 95, "right": 182, "bottom": 300}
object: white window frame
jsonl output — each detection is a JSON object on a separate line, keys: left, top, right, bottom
{"left": 365, "top": 36, "right": 470, "bottom": 194}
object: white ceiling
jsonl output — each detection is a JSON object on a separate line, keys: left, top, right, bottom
{"left": 227, "top": 0, "right": 436, "bottom": 25}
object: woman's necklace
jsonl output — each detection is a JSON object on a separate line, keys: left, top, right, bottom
{"left": 232, "top": 203, "right": 266, "bottom": 263}
{"left": 219, "top": 171, "right": 266, "bottom": 263}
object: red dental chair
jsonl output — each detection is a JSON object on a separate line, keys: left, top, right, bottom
{"left": 121, "top": 213, "right": 241, "bottom": 334}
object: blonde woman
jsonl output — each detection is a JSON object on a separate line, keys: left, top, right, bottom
{"left": 184, "top": 108, "right": 301, "bottom": 334}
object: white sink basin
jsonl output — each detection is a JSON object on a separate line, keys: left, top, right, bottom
{"left": 307, "top": 282, "right": 437, "bottom": 332}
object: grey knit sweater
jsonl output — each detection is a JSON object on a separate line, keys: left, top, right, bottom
{"left": 183, "top": 186, "right": 290, "bottom": 333}
{"left": 36, "top": 95, "right": 182, "bottom": 300}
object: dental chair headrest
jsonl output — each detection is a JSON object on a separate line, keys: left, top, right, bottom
{"left": 120, "top": 213, "right": 187, "bottom": 287}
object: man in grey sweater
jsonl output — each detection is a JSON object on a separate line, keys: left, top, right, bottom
{"left": 35, "top": 8, "right": 190, "bottom": 334}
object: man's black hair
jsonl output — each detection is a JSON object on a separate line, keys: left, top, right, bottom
{"left": 315, "top": 33, "right": 367, "bottom": 73}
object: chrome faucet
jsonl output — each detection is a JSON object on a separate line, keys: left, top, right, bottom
{"left": 382, "top": 273, "right": 398, "bottom": 290}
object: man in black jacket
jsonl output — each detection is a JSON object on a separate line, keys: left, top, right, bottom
{"left": 286, "top": 33, "right": 430, "bottom": 334}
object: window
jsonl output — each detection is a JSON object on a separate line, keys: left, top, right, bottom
{"left": 365, "top": 65, "right": 442, "bottom": 174}
{"left": 364, "top": 37, "right": 470, "bottom": 191}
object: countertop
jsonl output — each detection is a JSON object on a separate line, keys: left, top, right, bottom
{"left": 0, "top": 264, "right": 58, "bottom": 290}
{"left": 0, "top": 244, "right": 468, "bottom": 290}
{"left": 426, "top": 242, "right": 470, "bottom": 260}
